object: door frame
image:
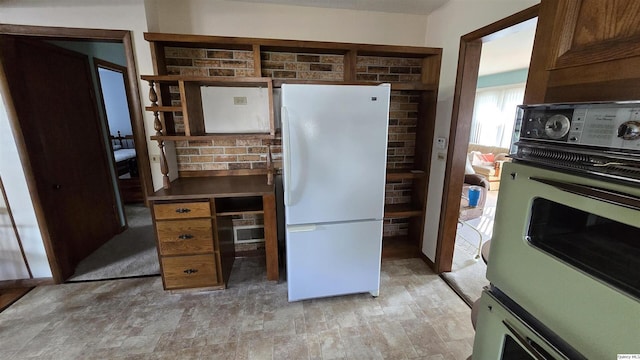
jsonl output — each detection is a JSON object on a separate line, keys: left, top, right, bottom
{"left": 0, "top": 24, "right": 151, "bottom": 283}
{"left": 435, "top": 5, "right": 539, "bottom": 272}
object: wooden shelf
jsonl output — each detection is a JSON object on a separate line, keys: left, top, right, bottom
{"left": 141, "top": 75, "right": 272, "bottom": 87}
{"left": 145, "top": 105, "right": 182, "bottom": 112}
{"left": 152, "top": 133, "right": 276, "bottom": 141}
{"left": 216, "top": 210, "right": 264, "bottom": 216}
{"left": 384, "top": 204, "right": 423, "bottom": 218}
{"left": 382, "top": 235, "right": 421, "bottom": 259}
{"left": 272, "top": 79, "right": 437, "bottom": 91}
{"left": 215, "top": 196, "right": 263, "bottom": 214}
{"left": 144, "top": 32, "right": 443, "bottom": 57}
{"left": 386, "top": 169, "right": 427, "bottom": 181}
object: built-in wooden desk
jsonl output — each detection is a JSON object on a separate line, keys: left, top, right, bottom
{"left": 148, "top": 175, "right": 278, "bottom": 290}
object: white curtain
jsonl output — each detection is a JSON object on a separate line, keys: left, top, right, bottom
{"left": 469, "top": 84, "right": 525, "bottom": 148}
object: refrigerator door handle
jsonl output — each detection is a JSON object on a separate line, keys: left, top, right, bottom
{"left": 282, "top": 105, "right": 293, "bottom": 206}
{"left": 288, "top": 224, "right": 317, "bottom": 232}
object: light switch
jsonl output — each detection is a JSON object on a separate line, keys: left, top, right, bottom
{"left": 436, "top": 137, "right": 447, "bottom": 149}
{"left": 233, "top": 96, "right": 247, "bottom": 105}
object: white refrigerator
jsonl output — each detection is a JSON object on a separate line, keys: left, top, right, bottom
{"left": 281, "top": 83, "right": 391, "bottom": 302}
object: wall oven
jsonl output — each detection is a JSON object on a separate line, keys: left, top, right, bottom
{"left": 473, "top": 102, "right": 640, "bottom": 359}
{"left": 473, "top": 288, "right": 586, "bottom": 360}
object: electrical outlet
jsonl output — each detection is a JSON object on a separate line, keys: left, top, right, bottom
{"left": 233, "top": 96, "right": 247, "bottom": 105}
{"left": 150, "top": 155, "right": 160, "bottom": 163}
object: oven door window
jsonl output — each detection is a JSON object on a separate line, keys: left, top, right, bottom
{"left": 527, "top": 198, "right": 639, "bottom": 299}
{"left": 502, "top": 335, "right": 535, "bottom": 359}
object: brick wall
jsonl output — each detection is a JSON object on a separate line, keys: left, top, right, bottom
{"left": 383, "top": 218, "right": 410, "bottom": 237}
{"left": 161, "top": 48, "right": 423, "bottom": 239}
{"left": 383, "top": 178, "right": 414, "bottom": 237}
{"left": 164, "top": 47, "right": 256, "bottom": 135}
{"left": 356, "top": 56, "right": 422, "bottom": 82}
{"left": 261, "top": 52, "right": 343, "bottom": 80}
{"left": 175, "top": 138, "right": 279, "bottom": 172}
{"left": 165, "top": 47, "right": 256, "bottom": 77}
{"left": 387, "top": 91, "right": 418, "bottom": 170}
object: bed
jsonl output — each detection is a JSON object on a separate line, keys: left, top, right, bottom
{"left": 111, "top": 131, "right": 144, "bottom": 203}
{"left": 111, "top": 131, "right": 138, "bottom": 177}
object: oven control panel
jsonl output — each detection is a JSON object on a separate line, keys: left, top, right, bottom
{"left": 515, "top": 102, "right": 640, "bottom": 151}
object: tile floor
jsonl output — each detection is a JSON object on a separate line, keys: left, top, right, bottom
{"left": 0, "top": 258, "right": 475, "bottom": 359}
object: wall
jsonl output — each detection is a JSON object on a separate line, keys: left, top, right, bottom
{"left": 0, "top": 0, "right": 156, "bottom": 279}
{"left": 0, "top": 0, "right": 537, "bottom": 276}
{"left": 0, "top": 0, "right": 431, "bottom": 278}
{"left": 0, "top": 177, "right": 30, "bottom": 280}
{"left": 0, "top": 93, "right": 38, "bottom": 280}
{"left": 146, "top": 0, "right": 434, "bottom": 247}
{"left": 422, "top": 0, "right": 538, "bottom": 261}
{"left": 147, "top": 0, "right": 429, "bottom": 46}
{"left": 477, "top": 68, "right": 528, "bottom": 88}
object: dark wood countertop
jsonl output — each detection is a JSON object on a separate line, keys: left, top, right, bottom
{"left": 148, "top": 175, "right": 274, "bottom": 200}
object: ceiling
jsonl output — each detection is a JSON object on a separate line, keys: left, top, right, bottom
{"left": 479, "top": 18, "right": 537, "bottom": 76}
{"left": 229, "top": 0, "right": 450, "bottom": 15}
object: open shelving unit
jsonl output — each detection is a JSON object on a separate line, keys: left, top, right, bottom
{"left": 142, "top": 32, "right": 442, "bottom": 261}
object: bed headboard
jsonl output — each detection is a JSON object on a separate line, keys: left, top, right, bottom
{"left": 111, "top": 131, "right": 135, "bottom": 150}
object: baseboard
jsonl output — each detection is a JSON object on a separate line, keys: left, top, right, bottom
{"left": 418, "top": 252, "right": 436, "bottom": 272}
{"left": 0, "top": 277, "right": 54, "bottom": 289}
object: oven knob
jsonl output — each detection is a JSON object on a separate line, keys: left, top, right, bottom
{"left": 617, "top": 121, "right": 640, "bottom": 140}
{"left": 544, "top": 114, "right": 571, "bottom": 139}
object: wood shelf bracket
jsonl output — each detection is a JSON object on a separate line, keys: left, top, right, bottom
{"left": 147, "top": 80, "right": 165, "bottom": 136}
{"left": 148, "top": 80, "right": 170, "bottom": 188}
{"left": 266, "top": 142, "right": 273, "bottom": 186}
{"left": 157, "top": 139, "right": 170, "bottom": 189}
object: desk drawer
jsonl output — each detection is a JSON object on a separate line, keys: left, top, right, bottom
{"left": 153, "top": 202, "right": 211, "bottom": 220}
{"left": 161, "top": 254, "right": 219, "bottom": 289}
{"left": 156, "top": 219, "right": 214, "bottom": 256}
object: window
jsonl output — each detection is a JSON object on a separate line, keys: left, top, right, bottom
{"left": 469, "top": 84, "right": 525, "bottom": 148}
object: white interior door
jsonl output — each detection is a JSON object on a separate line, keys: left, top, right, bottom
{"left": 282, "top": 84, "right": 390, "bottom": 225}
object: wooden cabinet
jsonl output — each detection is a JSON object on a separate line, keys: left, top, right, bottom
{"left": 149, "top": 175, "right": 278, "bottom": 290}
{"left": 152, "top": 199, "right": 234, "bottom": 290}
{"left": 526, "top": 0, "right": 640, "bottom": 103}
{"left": 156, "top": 219, "right": 214, "bottom": 255}
{"left": 143, "top": 33, "right": 442, "bottom": 262}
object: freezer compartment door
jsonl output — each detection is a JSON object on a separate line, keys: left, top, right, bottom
{"left": 282, "top": 84, "right": 390, "bottom": 225}
{"left": 286, "top": 220, "right": 382, "bottom": 302}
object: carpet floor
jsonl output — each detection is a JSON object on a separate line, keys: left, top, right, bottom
{"left": 67, "top": 204, "right": 160, "bottom": 282}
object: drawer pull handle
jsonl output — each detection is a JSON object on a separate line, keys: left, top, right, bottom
{"left": 175, "top": 208, "right": 191, "bottom": 214}
{"left": 178, "top": 234, "right": 194, "bottom": 240}
{"left": 183, "top": 268, "right": 198, "bottom": 274}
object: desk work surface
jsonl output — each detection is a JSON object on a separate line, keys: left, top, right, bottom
{"left": 148, "top": 175, "right": 274, "bottom": 200}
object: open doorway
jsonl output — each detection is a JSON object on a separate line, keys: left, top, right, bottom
{"left": 96, "top": 59, "right": 145, "bottom": 206}
{"left": 435, "top": 6, "right": 538, "bottom": 305}
{"left": 0, "top": 24, "right": 154, "bottom": 283}
{"left": 66, "top": 54, "right": 158, "bottom": 282}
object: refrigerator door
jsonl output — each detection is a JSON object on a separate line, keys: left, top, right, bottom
{"left": 282, "top": 84, "right": 390, "bottom": 225}
{"left": 286, "top": 220, "right": 382, "bottom": 301}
